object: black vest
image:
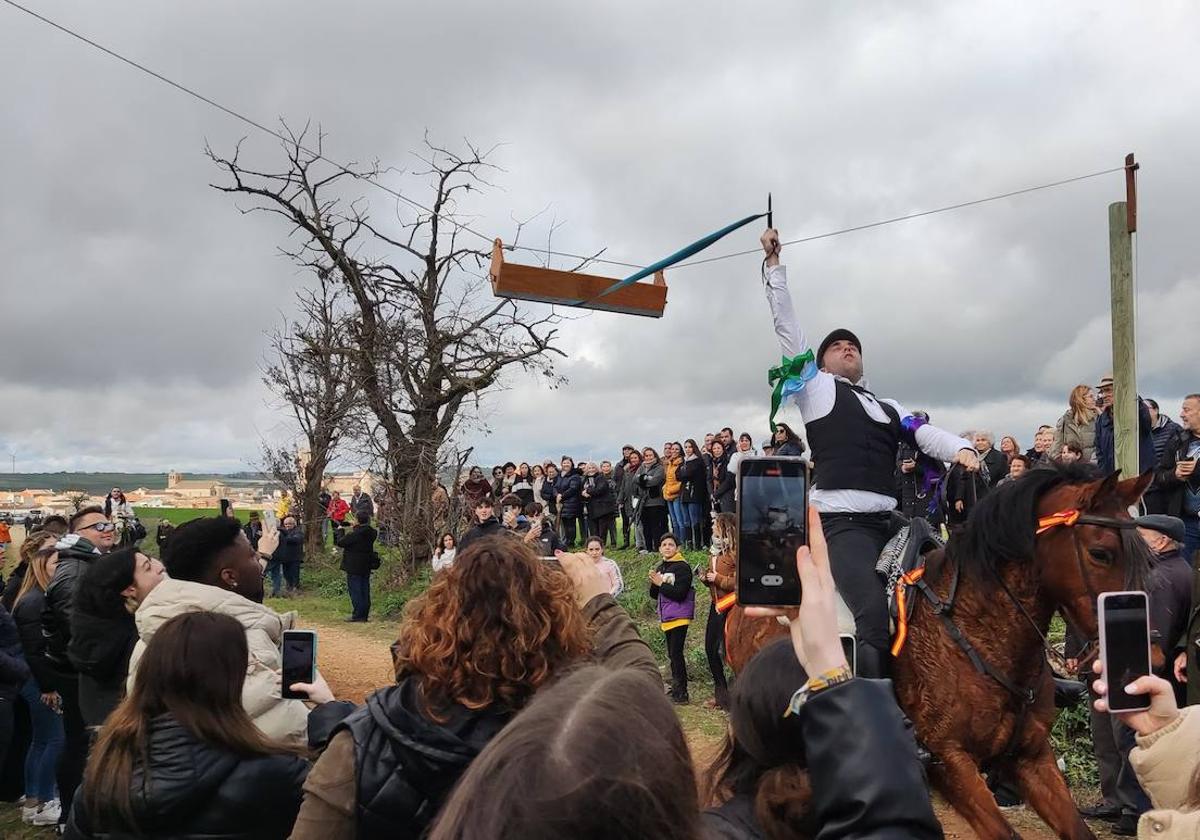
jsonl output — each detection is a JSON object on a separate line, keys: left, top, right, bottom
{"left": 339, "top": 680, "right": 511, "bottom": 840}
{"left": 805, "top": 379, "right": 902, "bottom": 497}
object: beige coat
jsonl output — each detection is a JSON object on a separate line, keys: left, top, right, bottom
{"left": 1131, "top": 706, "right": 1200, "bottom": 839}
{"left": 129, "top": 578, "right": 311, "bottom": 744}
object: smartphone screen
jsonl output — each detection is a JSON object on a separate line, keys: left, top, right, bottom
{"left": 263, "top": 509, "right": 279, "bottom": 531}
{"left": 1099, "top": 591, "right": 1151, "bottom": 712}
{"left": 281, "top": 630, "right": 316, "bottom": 700}
{"left": 736, "top": 457, "right": 808, "bottom": 607}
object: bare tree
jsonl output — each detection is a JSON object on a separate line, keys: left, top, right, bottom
{"left": 209, "top": 126, "right": 564, "bottom": 571}
{"left": 262, "top": 278, "right": 360, "bottom": 558}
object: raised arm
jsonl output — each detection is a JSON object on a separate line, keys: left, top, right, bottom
{"left": 760, "top": 229, "right": 835, "bottom": 419}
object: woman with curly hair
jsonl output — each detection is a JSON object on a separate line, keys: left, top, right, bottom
{"left": 290, "top": 537, "right": 657, "bottom": 840}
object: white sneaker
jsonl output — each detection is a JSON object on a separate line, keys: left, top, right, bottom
{"left": 21, "top": 803, "right": 39, "bottom": 824}
{"left": 32, "top": 799, "right": 62, "bottom": 826}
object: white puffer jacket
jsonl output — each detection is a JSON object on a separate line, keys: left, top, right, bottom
{"left": 128, "top": 577, "right": 311, "bottom": 744}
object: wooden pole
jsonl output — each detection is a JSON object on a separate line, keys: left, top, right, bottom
{"left": 1109, "top": 200, "right": 1138, "bottom": 478}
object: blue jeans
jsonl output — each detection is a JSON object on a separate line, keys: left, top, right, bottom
{"left": 266, "top": 561, "right": 284, "bottom": 597}
{"left": 20, "top": 679, "right": 63, "bottom": 802}
{"left": 1185, "top": 518, "right": 1200, "bottom": 564}
{"left": 283, "top": 560, "right": 301, "bottom": 591}
{"left": 667, "top": 498, "right": 685, "bottom": 540}
{"left": 347, "top": 573, "right": 371, "bottom": 620}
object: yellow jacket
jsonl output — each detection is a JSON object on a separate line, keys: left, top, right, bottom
{"left": 663, "top": 457, "right": 682, "bottom": 501}
{"left": 1131, "top": 706, "right": 1200, "bottom": 839}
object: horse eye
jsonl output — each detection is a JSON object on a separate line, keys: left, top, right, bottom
{"left": 1087, "top": 547, "right": 1115, "bottom": 566}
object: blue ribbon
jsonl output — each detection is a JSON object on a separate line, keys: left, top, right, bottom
{"left": 577, "top": 213, "right": 766, "bottom": 305}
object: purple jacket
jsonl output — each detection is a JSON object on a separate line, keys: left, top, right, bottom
{"left": 651, "top": 559, "right": 695, "bottom": 625}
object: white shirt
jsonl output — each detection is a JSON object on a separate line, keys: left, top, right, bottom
{"left": 763, "top": 264, "right": 972, "bottom": 513}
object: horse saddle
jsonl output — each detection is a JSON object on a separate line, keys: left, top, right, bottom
{"left": 874, "top": 517, "right": 945, "bottom": 650}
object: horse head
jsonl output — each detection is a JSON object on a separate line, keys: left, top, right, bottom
{"left": 1033, "top": 469, "right": 1154, "bottom": 646}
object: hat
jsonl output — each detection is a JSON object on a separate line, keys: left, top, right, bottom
{"left": 817, "top": 328, "right": 862, "bottom": 367}
{"left": 1097, "top": 373, "right": 1114, "bottom": 388}
{"left": 1135, "top": 514, "right": 1185, "bottom": 545}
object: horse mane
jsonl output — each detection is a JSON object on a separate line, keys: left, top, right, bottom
{"left": 946, "top": 461, "right": 1103, "bottom": 580}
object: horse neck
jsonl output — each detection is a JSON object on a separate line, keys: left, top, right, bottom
{"left": 940, "top": 548, "right": 1055, "bottom": 652}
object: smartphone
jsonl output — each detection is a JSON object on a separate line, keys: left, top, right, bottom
{"left": 736, "top": 457, "right": 808, "bottom": 607}
{"left": 263, "top": 509, "right": 279, "bottom": 531}
{"left": 281, "top": 630, "right": 317, "bottom": 700}
{"left": 1097, "top": 591, "right": 1151, "bottom": 712}
{"left": 840, "top": 633, "right": 857, "bottom": 676}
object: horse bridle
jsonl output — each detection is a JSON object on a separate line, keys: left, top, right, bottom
{"left": 913, "top": 508, "right": 1153, "bottom": 706}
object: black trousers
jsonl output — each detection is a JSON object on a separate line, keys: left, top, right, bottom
{"left": 665, "top": 626, "right": 689, "bottom": 698}
{"left": 590, "top": 514, "right": 617, "bottom": 547}
{"left": 55, "top": 671, "right": 88, "bottom": 824}
{"left": 642, "top": 506, "right": 669, "bottom": 550}
{"left": 560, "top": 515, "right": 582, "bottom": 548}
{"left": 820, "top": 512, "right": 892, "bottom": 678}
{"left": 704, "top": 603, "right": 730, "bottom": 706}
{"left": 619, "top": 505, "right": 633, "bottom": 545}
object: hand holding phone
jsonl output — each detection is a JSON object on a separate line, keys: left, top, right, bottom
{"left": 736, "top": 457, "right": 808, "bottom": 607}
{"left": 281, "top": 630, "right": 318, "bottom": 701}
{"left": 1097, "top": 591, "right": 1152, "bottom": 712}
{"left": 1090, "top": 658, "right": 1178, "bottom": 735}
{"left": 744, "top": 507, "right": 847, "bottom": 676}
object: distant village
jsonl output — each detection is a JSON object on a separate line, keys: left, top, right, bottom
{"left": 0, "top": 468, "right": 379, "bottom": 518}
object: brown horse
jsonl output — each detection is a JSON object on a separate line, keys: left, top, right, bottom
{"left": 896, "top": 465, "right": 1153, "bottom": 840}
{"left": 723, "top": 464, "right": 1154, "bottom": 839}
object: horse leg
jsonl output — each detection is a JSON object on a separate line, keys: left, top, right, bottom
{"left": 1012, "top": 747, "right": 1096, "bottom": 840}
{"left": 931, "top": 750, "right": 1022, "bottom": 840}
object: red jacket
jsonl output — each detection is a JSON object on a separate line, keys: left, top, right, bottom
{"left": 327, "top": 498, "right": 351, "bottom": 523}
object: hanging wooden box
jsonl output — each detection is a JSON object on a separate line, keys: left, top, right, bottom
{"left": 489, "top": 239, "right": 668, "bottom": 318}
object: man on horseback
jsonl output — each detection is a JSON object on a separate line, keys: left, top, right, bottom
{"left": 758, "top": 228, "right": 980, "bottom": 678}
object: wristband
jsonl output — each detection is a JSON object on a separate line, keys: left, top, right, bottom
{"left": 783, "top": 665, "right": 854, "bottom": 716}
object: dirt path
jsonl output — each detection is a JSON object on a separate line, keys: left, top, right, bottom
{"left": 305, "top": 617, "right": 1116, "bottom": 839}
{"left": 303, "top": 617, "right": 398, "bottom": 703}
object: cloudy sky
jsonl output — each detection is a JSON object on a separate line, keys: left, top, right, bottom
{"left": 2, "top": 1, "right": 1198, "bottom": 473}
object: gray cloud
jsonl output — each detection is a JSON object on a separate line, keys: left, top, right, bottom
{"left": 2, "top": 1, "right": 1198, "bottom": 472}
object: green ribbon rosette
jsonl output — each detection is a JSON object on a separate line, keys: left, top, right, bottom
{"left": 767, "top": 350, "right": 816, "bottom": 432}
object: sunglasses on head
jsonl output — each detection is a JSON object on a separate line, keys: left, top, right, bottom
{"left": 82, "top": 521, "right": 117, "bottom": 533}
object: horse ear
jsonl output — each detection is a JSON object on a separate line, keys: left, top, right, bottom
{"left": 1079, "top": 471, "right": 1122, "bottom": 508}
{"left": 1114, "top": 470, "right": 1155, "bottom": 508}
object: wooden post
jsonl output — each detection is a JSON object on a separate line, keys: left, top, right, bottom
{"left": 1109, "top": 201, "right": 1138, "bottom": 478}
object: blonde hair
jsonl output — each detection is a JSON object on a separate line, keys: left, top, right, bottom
{"left": 14, "top": 531, "right": 58, "bottom": 609}
{"left": 1069, "top": 384, "right": 1097, "bottom": 426}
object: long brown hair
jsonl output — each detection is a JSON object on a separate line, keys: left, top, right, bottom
{"left": 82, "top": 612, "right": 306, "bottom": 830}
{"left": 1069, "top": 384, "right": 1097, "bottom": 425}
{"left": 392, "top": 536, "right": 591, "bottom": 720}
{"left": 14, "top": 531, "right": 57, "bottom": 609}
{"left": 703, "top": 638, "right": 816, "bottom": 840}
{"left": 429, "top": 666, "right": 698, "bottom": 840}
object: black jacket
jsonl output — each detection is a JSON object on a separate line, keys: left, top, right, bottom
{"left": 1, "top": 562, "right": 26, "bottom": 611}
{"left": 1096, "top": 397, "right": 1156, "bottom": 476}
{"left": 0, "top": 604, "right": 31, "bottom": 699}
{"left": 42, "top": 535, "right": 104, "bottom": 673}
{"left": 711, "top": 454, "right": 735, "bottom": 513}
{"left": 351, "top": 492, "right": 375, "bottom": 518}
{"left": 582, "top": 473, "right": 617, "bottom": 520}
{"left": 335, "top": 524, "right": 379, "bottom": 577}
{"left": 1151, "top": 426, "right": 1200, "bottom": 519}
{"left": 334, "top": 676, "right": 512, "bottom": 840}
{"left": 678, "top": 456, "right": 709, "bottom": 506}
{"left": 272, "top": 526, "right": 303, "bottom": 565}
{"left": 14, "top": 587, "right": 55, "bottom": 692}
{"left": 550, "top": 469, "right": 584, "bottom": 518}
{"left": 64, "top": 714, "right": 309, "bottom": 840}
{"left": 68, "top": 610, "right": 138, "bottom": 727}
{"left": 457, "top": 517, "right": 508, "bottom": 552}
{"left": 980, "top": 447, "right": 1009, "bottom": 488}
{"left": 702, "top": 679, "right": 941, "bottom": 840}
